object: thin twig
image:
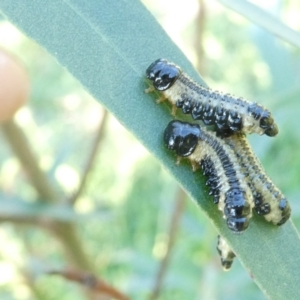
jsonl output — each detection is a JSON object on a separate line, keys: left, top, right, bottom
{"left": 195, "top": 0, "right": 207, "bottom": 74}
{"left": 149, "top": 188, "right": 186, "bottom": 300}
{"left": 1, "top": 119, "right": 94, "bottom": 271}
{"left": 1, "top": 120, "right": 58, "bottom": 203}
{"left": 48, "top": 269, "right": 130, "bottom": 300}
{"left": 69, "top": 109, "right": 108, "bottom": 205}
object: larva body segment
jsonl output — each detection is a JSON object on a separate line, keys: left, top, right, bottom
{"left": 224, "top": 134, "right": 291, "bottom": 225}
{"left": 164, "top": 120, "right": 254, "bottom": 233}
{"left": 146, "top": 59, "right": 278, "bottom": 138}
{"left": 216, "top": 235, "right": 236, "bottom": 270}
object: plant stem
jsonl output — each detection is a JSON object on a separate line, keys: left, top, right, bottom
{"left": 1, "top": 119, "right": 94, "bottom": 270}
{"left": 149, "top": 188, "right": 186, "bottom": 300}
{"left": 69, "top": 109, "right": 108, "bottom": 205}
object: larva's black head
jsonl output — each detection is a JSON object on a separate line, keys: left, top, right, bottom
{"left": 248, "top": 104, "right": 278, "bottom": 137}
{"left": 260, "top": 112, "right": 278, "bottom": 137}
{"left": 164, "top": 120, "right": 200, "bottom": 157}
{"left": 146, "top": 59, "right": 181, "bottom": 91}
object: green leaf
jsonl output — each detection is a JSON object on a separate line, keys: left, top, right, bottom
{"left": 216, "top": 0, "right": 300, "bottom": 49}
{"left": 1, "top": 1, "right": 299, "bottom": 299}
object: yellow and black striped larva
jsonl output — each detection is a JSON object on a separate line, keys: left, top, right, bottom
{"left": 216, "top": 235, "right": 236, "bottom": 271}
{"left": 163, "top": 120, "right": 254, "bottom": 233}
{"left": 224, "top": 133, "right": 291, "bottom": 226}
{"left": 145, "top": 59, "right": 278, "bottom": 138}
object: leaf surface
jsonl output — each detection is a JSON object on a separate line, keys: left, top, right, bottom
{"left": 1, "top": 1, "right": 300, "bottom": 299}
{"left": 216, "top": 0, "right": 300, "bottom": 48}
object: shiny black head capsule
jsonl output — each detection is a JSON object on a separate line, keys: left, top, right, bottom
{"left": 146, "top": 59, "right": 181, "bottom": 91}
{"left": 259, "top": 112, "right": 278, "bottom": 137}
{"left": 248, "top": 104, "right": 278, "bottom": 136}
{"left": 164, "top": 120, "right": 201, "bottom": 157}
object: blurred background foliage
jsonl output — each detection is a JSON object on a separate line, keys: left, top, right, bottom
{"left": 0, "top": 0, "right": 300, "bottom": 299}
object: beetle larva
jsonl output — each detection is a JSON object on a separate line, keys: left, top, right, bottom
{"left": 224, "top": 133, "right": 291, "bottom": 225}
{"left": 146, "top": 59, "right": 278, "bottom": 137}
{"left": 163, "top": 120, "right": 254, "bottom": 233}
{"left": 217, "top": 235, "right": 236, "bottom": 270}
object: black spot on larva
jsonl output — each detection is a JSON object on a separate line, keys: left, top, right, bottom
{"left": 191, "top": 102, "right": 204, "bottom": 120}
{"left": 253, "top": 192, "right": 271, "bottom": 215}
{"left": 255, "top": 203, "right": 271, "bottom": 215}
{"left": 201, "top": 157, "right": 220, "bottom": 204}
{"left": 203, "top": 104, "right": 216, "bottom": 125}
{"left": 228, "top": 111, "right": 242, "bottom": 131}
{"left": 216, "top": 127, "right": 235, "bottom": 138}
{"left": 176, "top": 98, "right": 184, "bottom": 108}
{"left": 182, "top": 97, "right": 194, "bottom": 114}
{"left": 201, "top": 157, "right": 216, "bottom": 177}
{"left": 215, "top": 106, "right": 229, "bottom": 130}
{"left": 210, "top": 91, "right": 218, "bottom": 100}
{"left": 248, "top": 103, "right": 262, "bottom": 120}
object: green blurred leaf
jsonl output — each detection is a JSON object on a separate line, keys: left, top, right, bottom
{"left": 216, "top": 0, "right": 300, "bottom": 48}
{"left": 1, "top": 1, "right": 300, "bottom": 299}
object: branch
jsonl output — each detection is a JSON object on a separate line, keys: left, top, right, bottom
{"left": 48, "top": 269, "right": 130, "bottom": 300}
{"left": 195, "top": 0, "right": 207, "bottom": 73}
{"left": 1, "top": 120, "right": 58, "bottom": 203}
{"left": 1, "top": 118, "right": 94, "bottom": 271}
{"left": 69, "top": 109, "right": 108, "bottom": 205}
{"left": 149, "top": 188, "right": 186, "bottom": 300}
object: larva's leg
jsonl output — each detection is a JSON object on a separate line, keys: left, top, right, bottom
{"left": 171, "top": 105, "right": 177, "bottom": 116}
{"left": 156, "top": 95, "right": 166, "bottom": 104}
{"left": 176, "top": 156, "right": 182, "bottom": 165}
{"left": 191, "top": 161, "right": 198, "bottom": 172}
{"left": 144, "top": 86, "right": 155, "bottom": 93}
{"left": 176, "top": 153, "right": 198, "bottom": 171}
